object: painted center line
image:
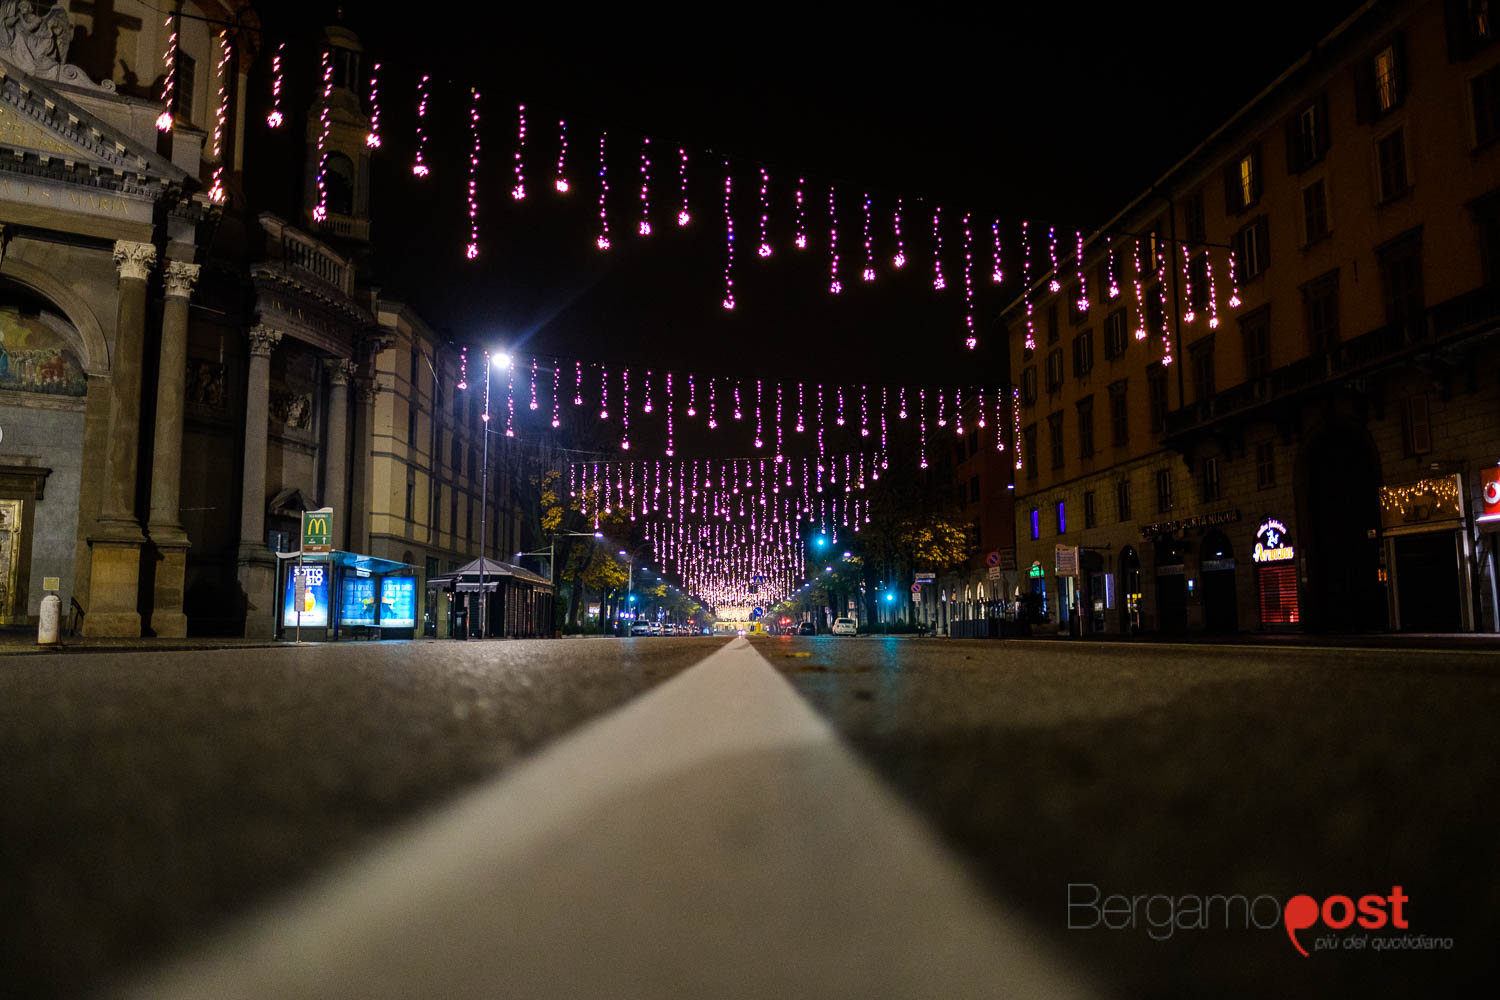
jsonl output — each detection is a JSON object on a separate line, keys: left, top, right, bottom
{"left": 125, "top": 638, "right": 1095, "bottom": 1000}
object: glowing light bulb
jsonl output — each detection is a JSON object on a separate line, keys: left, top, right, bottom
{"left": 892, "top": 197, "right": 907, "bottom": 268}
{"left": 366, "top": 62, "right": 382, "bottom": 147}
{"left": 1227, "top": 249, "right": 1241, "bottom": 307}
{"left": 676, "top": 148, "right": 690, "bottom": 225}
{"left": 412, "top": 75, "right": 431, "bottom": 177}
{"left": 1206, "top": 253, "right": 1220, "bottom": 328}
{"left": 1181, "top": 244, "right": 1196, "bottom": 323}
{"left": 1075, "top": 230, "right": 1090, "bottom": 310}
{"left": 1107, "top": 244, "right": 1120, "bottom": 299}
{"left": 555, "top": 119, "right": 569, "bottom": 192}
{"left": 206, "top": 30, "right": 231, "bottom": 204}
{"left": 1133, "top": 239, "right": 1148, "bottom": 340}
{"left": 574, "top": 361, "right": 583, "bottom": 405}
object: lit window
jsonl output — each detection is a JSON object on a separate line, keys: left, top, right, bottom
{"left": 1375, "top": 45, "right": 1397, "bottom": 112}
{"left": 1239, "top": 154, "right": 1256, "bottom": 207}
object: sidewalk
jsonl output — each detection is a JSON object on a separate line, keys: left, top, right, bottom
{"left": 0, "top": 629, "right": 291, "bottom": 656}
{"left": 934, "top": 629, "right": 1500, "bottom": 652}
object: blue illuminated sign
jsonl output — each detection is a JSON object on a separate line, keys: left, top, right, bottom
{"left": 381, "top": 576, "right": 417, "bottom": 628}
{"left": 282, "top": 563, "right": 329, "bottom": 627}
{"left": 340, "top": 576, "right": 378, "bottom": 626}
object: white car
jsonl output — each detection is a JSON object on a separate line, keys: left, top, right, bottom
{"left": 629, "top": 622, "right": 652, "bottom": 636}
{"left": 831, "top": 617, "right": 858, "bottom": 636}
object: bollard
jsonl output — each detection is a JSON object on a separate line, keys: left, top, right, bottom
{"left": 38, "top": 593, "right": 60, "bottom": 645}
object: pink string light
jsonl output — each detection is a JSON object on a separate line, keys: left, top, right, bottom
{"left": 1107, "top": 243, "right": 1121, "bottom": 299}
{"left": 574, "top": 361, "right": 583, "bottom": 405}
{"left": 932, "top": 207, "right": 946, "bottom": 290}
{"left": 266, "top": 43, "right": 284, "bottom": 128}
{"left": 512, "top": 104, "right": 527, "bottom": 200}
{"left": 893, "top": 197, "right": 906, "bottom": 268}
{"left": 600, "top": 364, "right": 609, "bottom": 419}
{"left": 412, "top": 75, "right": 431, "bottom": 177}
{"left": 963, "top": 212, "right": 976, "bottom": 349}
{"left": 365, "top": 62, "right": 382, "bottom": 148}
{"left": 465, "top": 88, "right": 480, "bottom": 259}
{"left": 1228, "top": 249, "right": 1242, "bottom": 307}
{"left": 1133, "top": 239, "right": 1148, "bottom": 340}
{"left": 156, "top": 13, "right": 176, "bottom": 131}
{"left": 207, "top": 30, "right": 230, "bottom": 204}
{"left": 555, "top": 120, "right": 570, "bottom": 192}
{"left": 1047, "top": 226, "right": 1060, "bottom": 291}
{"left": 828, "top": 186, "right": 841, "bottom": 294}
{"left": 1012, "top": 387, "right": 1022, "bottom": 469}
{"left": 1206, "top": 254, "right": 1220, "bottom": 328}
{"left": 1181, "top": 244, "right": 1196, "bottom": 323}
{"left": 1022, "top": 221, "right": 1036, "bottom": 351}
{"left": 596, "top": 132, "right": 611, "bottom": 250}
{"left": 529, "top": 358, "right": 539, "bottom": 410}
{"left": 861, "top": 194, "right": 875, "bottom": 281}
{"left": 991, "top": 219, "right": 1003, "bottom": 282}
{"left": 758, "top": 167, "right": 772, "bottom": 257}
{"left": 1076, "top": 231, "right": 1089, "bottom": 310}
{"left": 795, "top": 179, "right": 807, "bottom": 249}
{"left": 311, "top": 51, "right": 333, "bottom": 223}
{"left": 677, "top": 148, "right": 690, "bottom": 226}
{"left": 638, "top": 137, "right": 653, "bottom": 236}
{"left": 722, "top": 163, "right": 736, "bottom": 310}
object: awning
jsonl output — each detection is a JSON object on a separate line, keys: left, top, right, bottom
{"left": 275, "top": 549, "right": 418, "bottom": 576}
{"left": 425, "top": 555, "right": 553, "bottom": 592}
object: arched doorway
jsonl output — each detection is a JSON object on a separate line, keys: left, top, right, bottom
{"left": 1200, "top": 529, "right": 1238, "bottom": 633}
{"left": 1119, "top": 547, "right": 1142, "bottom": 633}
{"left": 1301, "top": 427, "right": 1385, "bottom": 631}
{"left": 1154, "top": 538, "right": 1188, "bottom": 633}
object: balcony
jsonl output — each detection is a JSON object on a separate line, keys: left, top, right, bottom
{"left": 256, "top": 213, "right": 355, "bottom": 298}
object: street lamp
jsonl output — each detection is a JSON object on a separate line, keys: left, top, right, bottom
{"left": 478, "top": 350, "right": 511, "bottom": 638}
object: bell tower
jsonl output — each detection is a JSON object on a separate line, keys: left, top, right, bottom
{"left": 304, "top": 25, "right": 373, "bottom": 244}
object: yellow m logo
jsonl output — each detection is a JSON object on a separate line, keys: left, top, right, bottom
{"left": 306, "top": 517, "right": 327, "bottom": 535}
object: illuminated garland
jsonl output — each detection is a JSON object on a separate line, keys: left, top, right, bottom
{"left": 366, "top": 62, "right": 382, "bottom": 148}
{"left": 310, "top": 50, "right": 333, "bottom": 223}
{"left": 156, "top": 12, "right": 177, "bottom": 132}
{"left": 207, "top": 30, "right": 231, "bottom": 204}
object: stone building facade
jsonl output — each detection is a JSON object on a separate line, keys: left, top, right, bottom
{"left": 1005, "top": 0, "right": 1500, "bottom": 634}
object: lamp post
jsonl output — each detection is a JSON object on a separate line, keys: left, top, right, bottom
{"left": 477, "top": 350, "right": 512, "bottom": 638}
{"left": 619, "top": 549, "right": 632, "bottom": 626}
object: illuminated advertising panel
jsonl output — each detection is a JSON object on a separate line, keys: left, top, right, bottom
{"left": 1480, "top": 467, "right": 1500, "bottom": 523}
{"left": 381, "top": 576, "right": 417, "bottom": 628}
{"left": 1252, "top": 518, "right": 1295, "bottom": 564}
{"left": 340, "top": 576, "right": 378, "bottom": 626}
{"left": 282, "top": 563, "right": 329, "bottom": 627}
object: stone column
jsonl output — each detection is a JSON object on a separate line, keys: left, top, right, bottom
{"left": 322, "top": 359, "right": 353, "bottom": 550}
{"left": 146, "top": 260, "right": 200, "bottom": 637}
{"left": 83, "top": 240, "right": 157, "bottom": 637}
{"left": 349, "top": 378, "right": 378, "bottom": 554}
{"left": 237, "top": 325, "right": 281, "bottom": 638}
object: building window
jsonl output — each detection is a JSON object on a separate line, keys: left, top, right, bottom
{"left": 1084, "top": 490, "right": 1097, "bottom": 529}
{"left": 1045, "top": 348, "right": 1065, "bottom": 391}
{"left": 1378, "top": 230, "right": 1424, "bottom": 336}
{"left": 1147, "top": 363, "right": 1168, "bottom": 435}
{"left": 1047, "top": 302, "right": 1060, "bottom": 344}
{"left": 1201, "top": 456, "right": 1221, "bottom": 502}
{"left": 174, "top": 53, "right": 196, "bottom": 125}
{"left": 1235, "top": 217, "right": 1270, "bottom": 282}
{"left": 452, "top": 436, "right": 461, "bottom": 475}
{"left": 1029, "top": 507, "right": 1041, "bottom": 540}
{"left": 1109, "top": 380, "right": 1129, "bottom": 447}
{"left": 1069, "top": 284, "right": 1089, "bottom": 325}
{"left": 1048, "top": 411, "right": 1065, "bottom": 470}
{"left": 1147, "top": 283, "right": 1165, "bottom": 332}
{"left": 1256, "top": 442, "right": 1276, "bottom": 490}
{"left": 409, "top": 347, "right": 419, "bottom": 389}
{"left": 1024, "top": 425, "right": 1039, "bottom": 480}
{"left": 1287, "top": 97, "right": 1330, "bottom": 171}
{"left": 405, "top": 469, "right": 415, "bottom": 521}
{"left": 465, "top": 495, "right": 473, "bottom": 542}
{"left": 1302, "top": 179, "right": 1330, "bottom": 244}
{"left": 1475, "top": 190, "right": 1500, "bottom": 285}
{"left": 431, "top": 483, "right": 441, "bottom": 535}
{"left": 1056, "top": 500, "right": 1067, "bottom": 535}
{"left": 1104, "top": 308, "right": 1128, "bottom": 359}
{"left": 1022, "top": 366, "right": 1038, "bottom": 405}
{"left": 1302, "top": 271, "right": 1340, "bottom": 353}
{"left": 1184, "top": 190, "right": 1205, "bottom": 244}
{"left": 407, "top": 401, "right": 416, "bottom": 445}
{"left": 1077, "top": 395, "right": 1095, "bottom": 458}
{"left": 1225, "top": 146, "right": 1261, "bottom": 213}
{"left": 450, "top": 490, "right": 457, "bottom": 539}
{"left": 1072, "top": 328, "right": 1094, "bottom": 378}
{"left": 1241, "top": 306, "right": 1272, "bottom": 378}
{"left": 1156, "top": 469, "right": 1174, "bottom": 513}
{"left": 1471, "top": 62, "right": 1500, "bottom": 146}
{"left": 968, "top": 429, "right": 979, "bottom": 457}
{"left": 1190, "top": 336, "right": 1216, "bottom": 403}
{"left": 1375, "top": 43, "right": 1400, "bottom": 113}
{"left": 1116, "top": 478, "right": 1132, "bottom": 522}
{"left": 1189, "top": 255, "right": 1209, "bottom": 312}
{"left": 970, "top": 475, "right": 980, "bottom": 503}
{"left": 1376, "top": 128, "right": 1410, "bottom": 202}
{"left": 324, "top": 153, "right": 355, "bottom": 217}
{"left": 1401, "top": 393, "right": 1432, "bottom": 455}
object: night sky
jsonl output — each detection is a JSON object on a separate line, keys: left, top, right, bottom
{"left": 248, "top": 2, "right": 1356, "bottom": 390}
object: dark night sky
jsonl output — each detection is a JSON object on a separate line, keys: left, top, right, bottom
{"left": 250, "top": 2, "right": 1358, "bottom": 388}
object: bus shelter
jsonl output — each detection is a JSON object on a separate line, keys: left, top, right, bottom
{"left": 275, "top": 550, "right": 421, "bottom": 641}
{"left": 425, "top": 556, "right": 556, "bottom": 639}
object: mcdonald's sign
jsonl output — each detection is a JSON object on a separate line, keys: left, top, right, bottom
{"left": 302, "top": 507, "right": 334, "bottom": 554}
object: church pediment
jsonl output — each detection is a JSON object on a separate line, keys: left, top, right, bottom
{"left": 0, "top": 56, "right": 187, "bottom": 192}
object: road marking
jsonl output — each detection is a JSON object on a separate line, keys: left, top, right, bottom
{"left": 124, "top": 638, "right": 1095, "bottom": 1000}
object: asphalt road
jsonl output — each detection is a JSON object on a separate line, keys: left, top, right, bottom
{"left": 3, "top": 635, "right": 1498, "bottom": 997}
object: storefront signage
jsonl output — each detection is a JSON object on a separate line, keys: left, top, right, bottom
{"left": 301, "top": 507, "right": 334, "bottom": 554}
{"left": 380, "top": 577, "right": 418, "bottom": 628}
{"left": 1142, "top": 508, "right": 1241, "bottom": 538}
{"left": 1252, "top": 518, "right": 1295, "bottom": 564}
{"left": 1479, "top": 467, "right": 1500, "bottom": 524}
{"left": 282, "top": 564, "right": 329, "bottom": 627}
{"left": 340, "top": 576, "right": 378, "bottom": 626}
{"left": 1055, "top": 545, "right": 1079, "bottom": 577}
{"left": 1028, "top": 561, "right": 1045, "bottom": 578}
{"left": 1379, "top": 475, "right": 1462, "bottom": 531}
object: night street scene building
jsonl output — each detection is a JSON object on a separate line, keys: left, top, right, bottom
{"left": 4, "top": 2, "right": 1500, "bottom": 998}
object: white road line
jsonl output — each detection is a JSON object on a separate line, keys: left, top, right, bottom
{"left": 122, "top": 638, "right": 1096, "bottom": 1000}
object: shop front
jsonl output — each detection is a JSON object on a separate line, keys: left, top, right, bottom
{"left": 425, "top": 556, "right": 556, "bottom": 639}
{"left": 1252, "top": 516, "right": 1300, "bottom": 629}
{"left": 1380, "top": 475, "right": 1471, "bottom": 633}
{"left": 275, "top": 551, "right": 420, "bottom": 641}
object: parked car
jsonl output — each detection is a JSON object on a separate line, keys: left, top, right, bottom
{"left": 832, "top": 617, "right": 858, "bottom": 636}
{"left": 797, "top": 621, "right": 816, "bottom": 636}
{"left": 630, "top": 622, "right": 652, "bottom": 636}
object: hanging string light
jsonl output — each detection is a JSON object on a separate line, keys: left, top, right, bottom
{"left": 311, "top": 51, "right": 333, "bottom": 223}
{"left": 552, "top": 366, "right": 561, "bottom": 428}
{"left": 1157, "top": 250, "right": 1174, "bottom": 365}
{"left": 621, "top": 368, "right": 631, "bottom": 450}
{"left": 1012, "top": 387, "right": 1023, "bottom": 470}
{"left": 677, "top": 148, "right": 691, "bottom": 226}
{"left": 206, "top": 30, "right": 231, "bottom": 204}
{"left": 707, "top": 378, "right": 718, "bottom": 429}
{"left": 1075, "top": 230, "right": 1089, "bottom": 310}
{"left": 828, "top": 186, "right": 841, "bottom": 294}
{"left": 860, "top": 386, "right": 870, "bottom": 438}
{"left": 990, "top": 219, "right": 1004, "bottom": 283}
{"left": 365, "top": 62, "right": 382, "bottom": 148}
{"left": 898, "top": 385, "right": 908, "bottom": 420}
{"left": 919, "top": 388, "right": 929, "bottom": 469}
{"left": 963, "top": 212, "right": 976, "bottom": 349}
{"left": 1133, "top": 239, "right": 1148, "bottom": 341}
{"left": 836, "top": 386, "right": 846, "bottom": 427}
{"left": 1181, "top": 245, "right": 1196, "bottom": 323}
{"left": 932, "top": 207, "right": 947, "bottom": 290}
{"left": 977, "top": 386, "right": 986, "bottom": 429}
{"left": 511, "top": 103, "right": 527, "bottom": 200}
{"left": 795, "top": 179, "right": 807, "bottom": 249}
{"left": 757, "top": 167, "right": 772, "bottom": 257}
{"left": 412, "top": 75, "right": 431, "bottom": 177}
{"left": 1107, "top": 242, "right": 1121, "bottom": 299}
{"left": 1206, "top": 254, "right": 1220, "bottom": 328}
{"left": 574, "top": 361, "right": 583, "bottom": 405}
{"left": 1047, "top": 226, "right": 1061, "bottom": 291}
{"left": 893, "top": 197, "right": 907, "bottom": 268}
{"left": 529, "top": 358, "right": 539, "bottom": 411}
{"left": 937, "top": 387, "right": 947, "bottom": 428}
{"left": 555, "top": 120, "right": 570, "bottom": 192}
{"left": 643, "top": 371, "right": 654, "bottom": 413}
{"left": 1022, "top": 221, "right": 1036, "bottom": 351}
{"left": 954, "top": 388, "right": 964, "bottom": 436}
{"left": 457, "top": 347, "right": 468, "bottom": 391}
{"left": 796, "top": 382, "right": 805, "bottom": 433}
{"left": 465, "top": 88, "right": 480, "bottom": 259}
{"left": 505, "top": 359, "right": 516, "bottom": 438}
{"left": 596, "top": 132, "right": 611, "bottom": 250}
{"left": 666, "top": 372, "right": 676, "bottom": 456}
{"left": 754, "top": 380, "right": 764, "bottom": 449}
{"left": 860, "top": 194, "right": 876, "bottom": 281}
{"left": 638, "top": 137, "right": 653, "bottom": 235}
{"left": 266, "top": 42, "right": 285, "bottom": 128}
{"left": 599, "top": 364, "right": 609, "bottom": 419}
{"left": 722, "top": 162, "right": 736, "bottom": 310}
{"left": 687, "top": 374, "right": 697, "bottom": 417}
{"left": 156, "top": 11, "right": 177, "bottom": 131}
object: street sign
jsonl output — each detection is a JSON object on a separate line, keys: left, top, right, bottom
{"left": 912, "top": 591, "right": 921, "bottom": 602}
{"left": 997, "top": 547, "right": 1017, "bottom": 571}
{"left": 914, "top": 571, "right": 936, "bottom": 581}
{"left": 750, "top": 607, "right": 764, "bottom": 619}
{"left": 986, "top": 551, "right": 1001, "bottom": 566}
{"left": 1029, "top": 561, "right": 1045, "bottom": 579}
{"left": 846, "top": 600, "right": 855, "bottom": 611}
{"left": 301, "top": 507, "right": 333, "bottom": 554}
{"left": 987, "top": 566, "right": 1002, "bottom": 580}
{"left": 911, "top": 583, "right": 923, "bottom": 593}
{"left": 293, "top": 569, "right": 307, "bottom": 607}
{"left": 1055, "top": 544, "right": 1079, "bottom": 577}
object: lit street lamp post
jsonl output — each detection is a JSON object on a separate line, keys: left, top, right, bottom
{"left": 477, "top": 350, "right": 511, "bottom": 638}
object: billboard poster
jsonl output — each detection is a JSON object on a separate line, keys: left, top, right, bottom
{"left": 340, "top": 576, "right": 378, "bottom": 626}
{"left": 381, "top": 576, "right": 418, "bottom": 628}
{"left": 282, "top": 564, "right": 329, "bottom": 627}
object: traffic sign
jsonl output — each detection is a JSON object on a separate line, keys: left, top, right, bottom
{"left": 911, "top": 583, "right": 923, "bottom": 593}
{"left": 302, "top": 507, "right": 333, "bottom": 554}
{"left": 911, "top": 591, "right": 922, "bottom": 602}
{"left": 750, "top": 607, "right": 764, "bottom": 619}
{"left": 914, "top": 571, "right": 936, "bottom": 580}
{"left": 986, "top": 551, "right": 1001, "bottom": 566}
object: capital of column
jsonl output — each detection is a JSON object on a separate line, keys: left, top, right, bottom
{"left": 247, "top": 324, "right": 282, "bottom": 358}
{"left": 355, "top": 378, "right": 382, "bottom": 404}
{"left": 324, "top": 358, "right": 356, "bottom": 386}
{"left": 112, "top": 240, "right": 157, "bottom": 282}
{"left": 163, "top": 260, "right": 201, "bottom": 299}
